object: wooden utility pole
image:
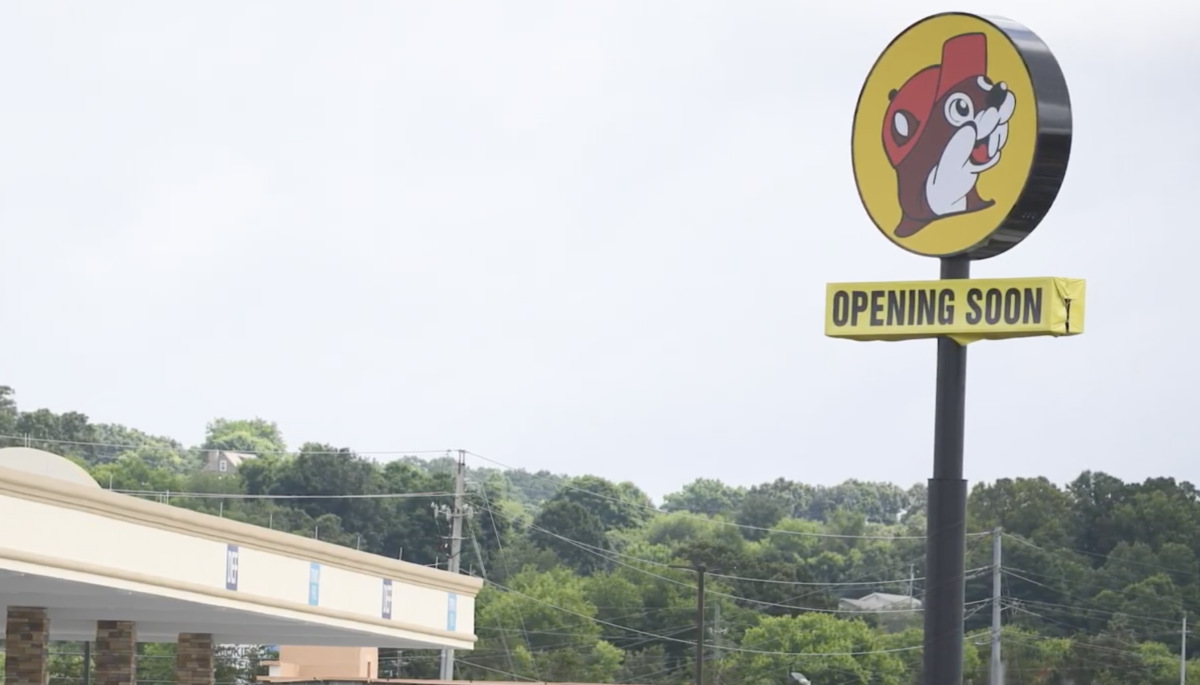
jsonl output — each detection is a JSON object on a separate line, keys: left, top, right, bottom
{"left": 437, "top": 451, "right": 468, "bottom": 681}
{"left": 670, "top": 564, "right": 709, "bottom": 685}
{"left": 990, "top": 528, "right": 1003, "bottom": 685}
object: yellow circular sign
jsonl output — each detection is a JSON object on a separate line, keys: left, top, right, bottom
{"left": 852, "top": 13, "right": 1072, "bottom": 260}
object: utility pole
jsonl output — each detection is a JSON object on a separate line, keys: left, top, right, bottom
{"left": 990, "top": 527, "right": 1003, "bottom": 685}
{"left": 670, "top": 563, "right": 709, "bottom": 685}
{"left": 437, "top": 450, "right": 469, "bottom": 682}
{"left": 1182, "top": 614, "right": 1188, "bottom": 685}
{"left": 696, "top": 565, "right": 707, "bottom": 685}
{"left": 711, "top": 601, "right": 720, "bottom": 685}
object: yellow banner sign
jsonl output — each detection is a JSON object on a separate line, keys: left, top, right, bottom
{"left": 825, "top": 277, "right": 1085, "bottom": 344}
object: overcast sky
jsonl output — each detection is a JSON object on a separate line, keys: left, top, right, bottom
{"left": 2, "top": 1, "right": 1197, "bottom": 500}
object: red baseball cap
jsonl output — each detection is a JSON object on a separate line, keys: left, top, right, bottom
{"left": 882, "top": 33, "right": 989, "bottom": 167}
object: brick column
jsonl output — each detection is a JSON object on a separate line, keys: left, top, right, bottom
{"left": 176, "top": 633, "right": 215, "bottom": 685}
{"left": 94, "top": 621, "right": 137, "bottom": 685}
{"left": 5, "top": 607, "right": 49, "bottom": 685}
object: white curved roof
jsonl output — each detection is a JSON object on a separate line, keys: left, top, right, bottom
{"left": 0, "top": 447, "right": 100, "bottom": 488}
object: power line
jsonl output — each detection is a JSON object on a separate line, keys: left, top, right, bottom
{"left": 114, "top": 489, "right": 453, "bottom": 500}
{"left": 0, "top": 433, "right": 455, "bottom": 459}
{"left": 468, "top": 450, "right": 983, "bottom": 541}
{"left": 453, "top": 659, "right": 541, "bottom": 682}
{"left": 474, "top": 547, "right": 948, "bottom": 661}
{"left": 486, "top": 503, "right": 993, "bottom": 615}
{"left": 13, "top": 433, "right": 980, "bottom": 542}
{"left": 12, "top": 435, "right": 950, "bottom": 542}
{"left": 474, "top": 485, "right": 545, "bottom": 682}
{"left": 1003, "top": 533, "right": 1199, "bottom": 578}
{"left": 999, "top": 563, "right": 1195, "bottom": 617}
{"left": 1003, "top": 623, "right": 1172, "bottom": 661}
{"left": 486, "top": 503, "right": 931, "bottom": 587}
{"left": 484, "top": 577, "right": 924, "bottom": 657}
{"left": 1011, "top": 598, "right": 1186, "bottom": 627}
{"left": 1002, "top": 568, "right": 1186, "bottom": 627}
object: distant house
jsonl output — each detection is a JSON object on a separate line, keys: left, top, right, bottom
{"left": 202, "top": 450, "right": 254, "bottom": 475}
{"left": 838, "top": 592, "right": 922, "bottom": 633}
{"left": 838, "top": 592, "right": 922, "bottom": 612}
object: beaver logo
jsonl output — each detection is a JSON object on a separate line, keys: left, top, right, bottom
{"left": 883, "top": 33, "right": 1016, "bottom": 238}
{"left": 852, "top": 12, "right": 1071, "bottom": 260}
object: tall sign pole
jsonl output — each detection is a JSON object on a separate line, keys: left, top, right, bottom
{"left": 837, "top": 13, "right": 1077, "bottom": 685}
{"left": 927, "top": 253, "right": 971, "bottom": 685}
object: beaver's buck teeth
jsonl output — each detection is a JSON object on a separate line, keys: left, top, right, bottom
{"left": 989, "top": 122, "right": 1008, "bottom": 159}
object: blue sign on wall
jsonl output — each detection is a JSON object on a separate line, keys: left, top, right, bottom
{"left": 446, "top": 592, "right": 458, "bottom": 631}
{"left": 308, "top": 562, "right": 321, "bottom": 606}
{"left": 381, "top": 579, "right": 394, "bottom": 619}
{"left": 225, "top": 544, "right": 240, "bottom": 591}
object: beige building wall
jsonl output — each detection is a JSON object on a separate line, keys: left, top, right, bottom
{"left": 0, "top": 457, "right": 479, "bottom": 648}
{"left": 274, "top": 645, "right": 380, "bottom": 680}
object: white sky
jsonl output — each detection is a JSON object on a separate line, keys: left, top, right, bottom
{"left": 2, "top": 1, "right": 1197, "bottom": 500}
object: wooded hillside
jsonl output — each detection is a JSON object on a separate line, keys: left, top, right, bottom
{"left": 1, "top": 385, "right": 1194, "bottom": 685}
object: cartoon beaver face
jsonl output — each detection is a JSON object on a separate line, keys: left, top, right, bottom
{"left": 881, "top": 33, "right": 1017, "bottom": 238}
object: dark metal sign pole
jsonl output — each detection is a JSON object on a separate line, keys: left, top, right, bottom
{"left": 843, "top": 12, "right": 1073, "bottom": 685}
{"left": 923, "top": 255, "right": 970, "bottom": 685}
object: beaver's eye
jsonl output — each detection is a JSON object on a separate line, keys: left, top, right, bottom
{"left": 891, "top": 110, "right": 917, "bottom": 147}
{"left": 944, "top": 93, "right": 974, "bottom": 127}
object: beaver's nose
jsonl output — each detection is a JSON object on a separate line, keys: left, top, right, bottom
{"left": 986, "top": 85, "right": 1007, "bottom": 110}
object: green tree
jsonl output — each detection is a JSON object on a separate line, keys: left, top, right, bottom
{"left": 91, "top": 453, "right": 185, "bottom": 492}
{"left": 969, "top": 476, "right": 1076, "bottom": 545}
{"left": 202, "top": 418, "right": 287, "bottom": 456}
{"left": 15, "top": 408, "right": 98, "bottom": 463}
{"left": 531, "top": 499, "right": 608, "bottom": 575}
{"left": 735, "top": 494, "right": 787, "bottom": 541}
{"left": 726, "top": 613, "right": 911, "bottom": 685}
{"left": 549, "top": 475, "right": 652, "bottom": 531}
{"left": 1067, "top": 470, "right": 1133, "bottom": 558}
{"left": 467, "top": 568, "right": 623, "bottom": 682}
{"left": 0, "top": 385, "right": 18, "bottom": 439}
{"left": 503, "top": 468, "right": 569, "bottom": 508}
{"left": 662, "top": 478, "right": 744, "bottom": 517}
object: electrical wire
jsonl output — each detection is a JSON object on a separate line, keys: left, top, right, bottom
{"left": 486, "top": 502, "right": 935, "bottom": 588}
{"left": 453, "top": 658, "right": 542, "bottom": 682}
{"left": 484, "top": 577, "right": 924, "bottom": 657}
{"left": 1000, "top": 563, "right": 1194, "bottom": 624}
{"left": 18, "top": 433, "right": 955, "bottom": 545}
{"left": 485, "top": 502, "right": 989, "bottom": 615}
{"left": 115, "top": 489, "right": 454, "bottom": 500}
{"left": 1010, "top": 597, "right": 1186, "bottom": 628}
{"left": 1003, "top": 627, "right": 1168, "bottom": 662}
{"left": 1003, "top": 566, "right": 1183, "bottom": 621}
{"left": 1004, "top": 532, "right": 1199, "bottom": 579}
{"left": 475, "top": 485, "right": 545, "bottom": 682}
{"left": 0, "top": 433, "right": 453, "bottom": 459}
{"left": 468, "top": 449, "right": 985, "bottom": 541}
